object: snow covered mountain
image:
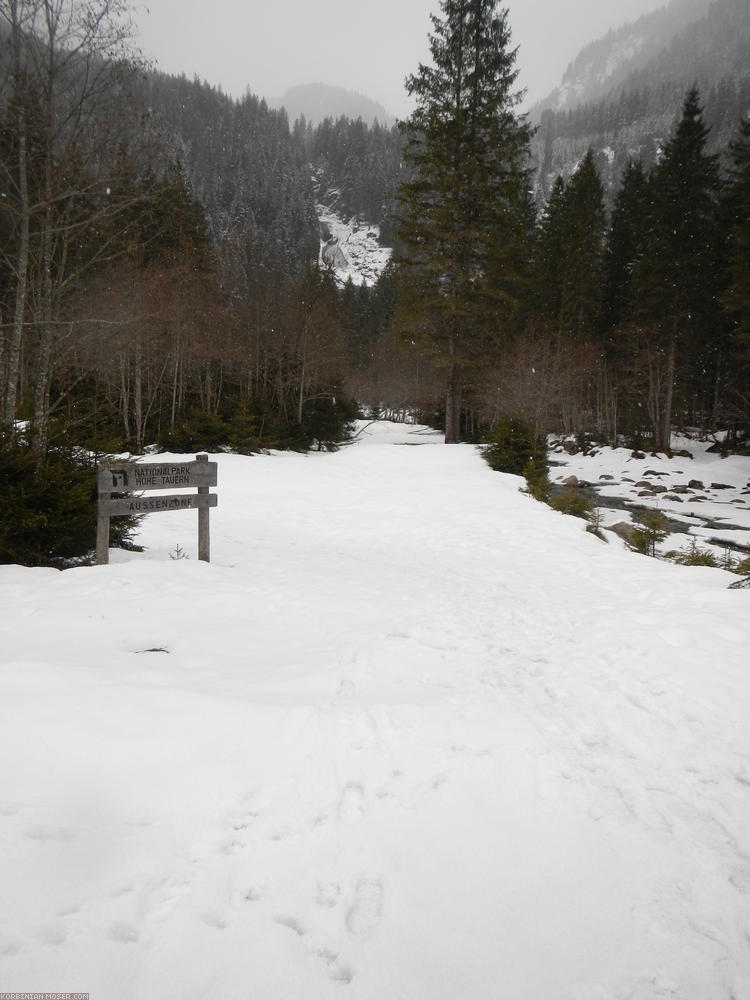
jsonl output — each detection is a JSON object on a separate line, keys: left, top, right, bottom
{"left": 529, "top": 0, "right": 750, "bottom": 205}
{"left": 532, "top": 0, "right": 713, "bottom": 115}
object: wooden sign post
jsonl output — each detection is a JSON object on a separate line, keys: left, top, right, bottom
{"left": 96, "top": 454, "right": 218, "bottom": 565}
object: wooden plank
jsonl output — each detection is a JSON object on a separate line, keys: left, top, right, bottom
{"left": 96, "top": 490, "right": 111, "bottom": 565}
{"left": 97, "top": 460, "right": 217, "bottom": 494}
{"left": 99, "top": 493, "right": 218, "bottom": 517}
{"left": 197, "top": 453, "right": 211, "bottom": 563}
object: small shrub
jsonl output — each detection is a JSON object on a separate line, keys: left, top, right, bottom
{"left": 0, "top": 435, "right": 141, "bottom": 567}
{"left": 551, "top": 489, "right": 593, "bottom": 520}
{"left": 586, "top": 508, "right": 608, "bottom": 542}
{"left": 672, "top": 538, "right": 718, "bottom": 567}
{"left": 302, "top": 393, "right": 360, "bottom": 451}
{"left": 720, "top": 548, "right": 737, "bottom": 572}
{"left": 162, "top": 411, "right": 253, "bottom": 454}
{"left": 631, "top": 510, "right": 669, "bottom": 557}
{"left": 522, "top": 458, "right": 551, "bottom": 502}
{"left": 483, "top": 416, "right": 547, "bottom": 477}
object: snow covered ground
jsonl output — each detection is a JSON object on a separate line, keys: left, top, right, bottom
{"left": 550, "top": 434, "right": 750, "bottom": 561}
{"left": 1, "top": 421, "right": 749, "bottom": 1000}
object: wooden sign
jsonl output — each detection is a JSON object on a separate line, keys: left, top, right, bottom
{"left": 97, "top": 460, "right": 217, "bottom": 493}
{"left": 96, "top": 453, "right": 218, "bottom": 566}
{"left": 100, "top": 493, "right": 218, "bottom": 517}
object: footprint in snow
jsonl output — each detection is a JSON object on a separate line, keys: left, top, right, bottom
{"left": 231, "top": 811, "right": 259, "bottom": 832}
{"left": 200, "top": 911, "right": 227, "bottom": 930}
{"left": 317, "top": 947, "right": 354, "bottom": 984}
{"left": 346, "top": 876, "right": 383, "bottom": 936}
{"left": 107, "top": 922, "right": 139, "bottom": 944}
{"left": 316, "top": 881, "right": 342, "bottom": 908}
{"left": 274, "top": 915, "right": 305, "bottom": 937}
{"left": 38, "top": 923, "right": 68, "bottom": 947}
{"left": 336, "top": 678, "right": 356, "bottom": 699}
{"left": 338, "top": 783, "right": 366, "bottom": 824}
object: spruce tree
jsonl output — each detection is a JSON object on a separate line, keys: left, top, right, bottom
{"left": 722, "top": 116, "right": 750, "bottom": 359}
{"left": 531, "top": 175, "right": 567, "bottom": 325}
{"left": 396, "top": 0, "right": 531, "bottom": 442}
{"left": 634, "top": 87, "right": 721, "bottom": 448}
{"left": 557, "top": 150, "right": 606, "bottom": 341}
{"left": 603, "top": 159, "right": 648, "bottom": 332}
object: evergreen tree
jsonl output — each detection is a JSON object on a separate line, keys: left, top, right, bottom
{"left": 603, "top": 159, "right": 648, "bottom": 331}
{"left": 531, "top": 175, "right": 567, "bottom": 325}
{"left": 557, "top": 149, "right": 606, "bottom": 340}
{"left": 396, "top": 0, "right": 531, "bottom": 442}
{"left": 634, "top": 87, "right": 721, "bottom": 448}
{"left": 722, "top": 115, "right": 750, "bottom": 358}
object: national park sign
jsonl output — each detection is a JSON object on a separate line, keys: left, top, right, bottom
{"left": 96, "top": 454, "right": 218, "bottom": 565}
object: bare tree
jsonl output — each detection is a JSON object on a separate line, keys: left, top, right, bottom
{"left": 0, "top": 0, "right": 140, "bottom": 446}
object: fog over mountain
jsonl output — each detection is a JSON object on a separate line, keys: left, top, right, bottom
{"left": 132, "top": 0, "right": 672, "bottom": 122}
{"left": 272, "top": 84, "right": 394, "bottom": 128}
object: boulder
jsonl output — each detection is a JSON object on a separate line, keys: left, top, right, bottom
{"left": 562, "top": 475, "right": 580, "bottom": 487}
{"left": 321, "top": 241, "right": 349, "bottom": 271}
{"left": 670, "top": 485, "right": 691, "bottom": 494}
{"left": 663, "top": 494, "right": 683, "bottom": 502}
{"left": 638, "top": 490, "right": 656, "bottom": 497}
{"left": 650, "top": 484, "right": 668, "bottom": 494}
{"left": 599, "top": 474, "right": 614, "bottom": 481}
{"left": 635, "top": 480, "right": 653, "bottom": 488}
{"left": 688, "top": 480, "right": 705, "bottom": 490}
{"left": 608, "top": 522, "right": 638, "bottom": 545}
{"left": 711, "top": 483, "right": 734, "bottom": 490}
{"left": 674, "top": 449, "right": 693, "bottom": 459}
{"left": 631, "top": 450, "right": 646, "bottom": 459}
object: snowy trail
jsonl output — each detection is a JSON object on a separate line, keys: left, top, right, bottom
{"left": 1, "top": 421, "right": 749, "bottom": 999}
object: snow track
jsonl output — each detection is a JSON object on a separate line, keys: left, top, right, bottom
{"left": 0, "top": 421, "right": 749, "bottom": 999}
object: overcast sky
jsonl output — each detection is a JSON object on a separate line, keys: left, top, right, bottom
{"left": 132, "top": 0, "right": 669, "bottom": 116}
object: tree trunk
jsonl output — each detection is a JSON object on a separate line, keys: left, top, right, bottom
{"left": 445, "top": 362, "right": 462, "bottom": 443}
{"left": 31, "top": 121, "right": 56, "bottom": 452}
{"left": 170, "top": 350, "right": 180, "bottom": 433}
{"left": 4, "top": 71, "right": 30, "bottom": 426}
{"left": 119, "top": 355, "right": 131, "bottom": 440}
{"left": 134, "top": 335, "right": 143, "bottom": 453}
{"left": 661, "top": 337, "right": 676, "bottom": 451}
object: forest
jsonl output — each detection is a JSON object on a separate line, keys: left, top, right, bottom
{"left": 0, "top": 0, "right": 749, "bottom": 565}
